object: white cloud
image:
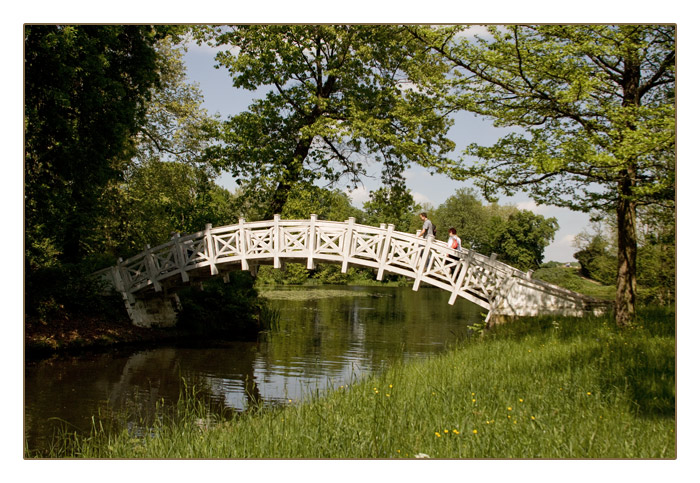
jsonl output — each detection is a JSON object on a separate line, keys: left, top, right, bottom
{"left": 412, "top": 191, "right": 433, "bottom": 208}
{"left": 516, "top": 200, "right": 552, "bottom": 214}
{"left": 544, "top": 233, "right": 578, "bottom": 262}
{"left": 346, "top": 186, "right": 370, "bottom": 206}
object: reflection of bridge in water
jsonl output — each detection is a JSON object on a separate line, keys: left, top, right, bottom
{"left": 95, "top": 215, "right": 609, "bottom": 327}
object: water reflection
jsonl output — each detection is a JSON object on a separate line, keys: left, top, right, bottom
{"left": 25, "top": 285, "right": 482, "bottom": 453}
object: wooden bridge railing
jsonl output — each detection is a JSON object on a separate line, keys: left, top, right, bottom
{"left": 95, "top": 215, "right": 609, "bottom": 326}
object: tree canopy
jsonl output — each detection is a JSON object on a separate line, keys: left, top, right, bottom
{"left": 429, "top": 188, "right": 558, "bottom": 271}
{"left": 199, "top": 25, "right": 457, "bottom": 219}
{"left": 24, "top": 25, "right": 173, "bottom": 266}
{"left": 411, "top": 25, "right": 675, "bottom": 325}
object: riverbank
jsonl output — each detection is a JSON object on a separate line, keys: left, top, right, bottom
{"left": 39, "top": 306, "right": 675, "bottom": 459}
{"left": 24, "top": 312, "right": 190, "bottom": 359}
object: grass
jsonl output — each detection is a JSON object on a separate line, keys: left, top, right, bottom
{"left": 533, "top": 266, "right": 617, "bottom": 300}
{"left": 34, "top": 307, "right": 675, "bottom": 459}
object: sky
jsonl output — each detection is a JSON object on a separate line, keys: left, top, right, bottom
{"left": 182, "top": 37, "right": 592, "bottom": 262}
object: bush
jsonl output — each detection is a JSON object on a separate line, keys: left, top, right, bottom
{"left": 255, "top": 263, "right": 309, "bottom": 285}
{"left": 176, "top": 273, "right": 264, "bottom": 338}
{"left": 25, "top": 258, "right": 124, "bottom": 322}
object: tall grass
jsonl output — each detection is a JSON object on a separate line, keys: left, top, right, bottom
{"left": 37, "top": 307, "right": 675, "bottom": 459}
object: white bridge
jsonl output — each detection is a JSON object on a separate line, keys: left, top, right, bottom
{"left": 96, "top": 215, "right": 609, "bottom": 327}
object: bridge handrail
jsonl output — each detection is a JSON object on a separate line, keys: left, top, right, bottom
{"left": 96, "top": 216, "right": 607, "bottom": 316}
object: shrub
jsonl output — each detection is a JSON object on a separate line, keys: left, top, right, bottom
{"left": 176, "top": 273, "right": 263, "bottom": 338}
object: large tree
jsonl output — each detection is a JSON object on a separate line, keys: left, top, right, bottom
{"left": 411, "top": 25, "right": 675, "bottom": 326}
{"left": 199, "top": 25, "right": 457, "bottom": 219}
{"left": 24, "top": 25, "right": 172, "bottom": 266}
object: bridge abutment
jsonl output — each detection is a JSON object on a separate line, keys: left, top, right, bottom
{"left": 124, "top": 293, "right": 181, "bottom": 328}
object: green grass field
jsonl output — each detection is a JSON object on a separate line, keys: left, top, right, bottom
{"left": 38, "top": 306, "right": 675, "bottom": 459}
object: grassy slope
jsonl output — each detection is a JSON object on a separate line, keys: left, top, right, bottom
{"left": 532, "top": 266, "right": 616, "bottom": 300}
{"left": 45, "top": 307, "right": 675, "bottom": 459}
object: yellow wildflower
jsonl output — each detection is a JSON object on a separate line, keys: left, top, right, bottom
{"left": 472, "top": 429, "right": 478, "bottom": 434}
{"left": 453, "top": 429, "right": 460, "bottom": 434}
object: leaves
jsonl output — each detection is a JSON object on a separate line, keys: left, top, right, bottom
{"left": 202, "top": 25, "right": 457, "bottom": 218}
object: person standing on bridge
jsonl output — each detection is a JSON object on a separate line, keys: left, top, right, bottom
{"left": 418, "top": 212, "right": 435, "bottom": 239}
{"left": 418, "top": 212, "right": 435, "bottom": 271}
{"left": 447, "top": 227, "right": 462, "bottom": 252}
{"left": 447, "top": 227, "right": 462, "bottom": 277}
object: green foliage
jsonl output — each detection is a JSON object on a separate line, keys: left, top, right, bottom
{"left": 255, "top": 264, "right": 310, "bottom": 286}
{"left": 430, "top": 188, "right": 558, "bottom": 270}
{"left": 176, "top": 274, "right": 263, "bottom": 338}
{"left": 313, "top": 265, "right": 374, "bottom": 285}
{"left": 363, "top": 184, "right": 420, "bottom": 232}
{"left": 281, "top": 184, "right": 363, "bottom": 222}
{"left": 574, "top": 235, "right": 617, "bottom": 285}
{"left": 134, "top": 37, "right": 218, "bottom": 167}
{"left": 25, "top": 258, "right": 125, "bottom": 323}
{"left": 411, "top": 25, "right": 675, "bottom": 323}
{"left": 414, "top": 25, "right": 675, "bottom": 212}
{"left": 532, "top": 267, "right": 616, "bottom": 300}
{"left": 488, "top": 210, "right": 558, "bottom": 270}
{"left": 25, "top": 25, "right": 169, "bottom": 265}
{"left": 202, "top": 25, "right": 457, "bottom": 218}
{"left": 93, "top": 160, "right": 238, "bottom": 258}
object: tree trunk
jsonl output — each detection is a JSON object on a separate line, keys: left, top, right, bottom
{"left": 615, "top": 168, "right": 638, "bottom": 327}
{"left": 264, "top": 136, "right": 313, "bottom": 219}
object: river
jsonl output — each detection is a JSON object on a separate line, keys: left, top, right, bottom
{"left": 24, "top": 285, "right": 483, "bottom": 454}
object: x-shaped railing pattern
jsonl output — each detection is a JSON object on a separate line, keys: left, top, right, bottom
{"left": 95, "top": 215, "right": 602, "bottom": 318}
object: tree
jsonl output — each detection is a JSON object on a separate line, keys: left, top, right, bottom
{"left": 281, "top": 183, "right": 363, "bottom": 222}
{"left": 198, "top": 25, "right": 457, "bottom": 219}
{"left": 24, "top": 25, "right": 173, "bottom": 267}
{"left": 431, "top": 188, "right": 496, "bottom": 252}
{"left": 574, "top": 234, "right": 617, "bottom": 284}
{"left": 96, "top": 160, "right": 238, "bottom": 257}
{"left": 362, "top": 183, "right": 420, "bottom": 233}
{"left": 431, "top": 188, "right": 557, "bottom": 270}
{"left": 489, "top": 210, "right": 559, "bottom": 271}
{"left": 133, "top": 36, "right": 218, "bottom": 168}
{"left": 412, "top": 25, "right": 675, "bottom": 326}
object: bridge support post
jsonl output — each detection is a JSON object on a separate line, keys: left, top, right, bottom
{"left": 412, "top": 235, "right": 434, "bottom": 291}
{"left": 307, "top": 214, "right": 317, "bottom": 270}
{"left": 238, "top": 218, "right": 250, "bottom": 271}
{"left": 273, "top": 214, "right": 282, "bottom": 269}
{"left": 376, "top": 223, "right": 394, "bottom": 281}
{"left": 127, "top": 292, "right": 181, "bottom": 328}
{"left": 448, "top": 253, "right": 470, "bottom": 305}
{"left": 341, "top": 217, "right": 355, "bottom": 273}
{"left": 204, "top": 223, "right": 219, "bottom": 275}
{"left": 171, "top": 233, "right": 190, "bottom": 283}
{"left": 143, "top": 245, "right": 163, "bottom": 292}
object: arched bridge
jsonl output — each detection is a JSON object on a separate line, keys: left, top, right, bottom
{"left": 95, "top": 215, "right": 609, "bottom": 327}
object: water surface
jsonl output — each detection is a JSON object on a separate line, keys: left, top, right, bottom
{"left": 24, "top": 285, "right": 482, "bottom": 453}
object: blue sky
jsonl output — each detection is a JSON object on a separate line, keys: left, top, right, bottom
{"left": 182, "top": 38, "right": 591, "bottom": 262}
